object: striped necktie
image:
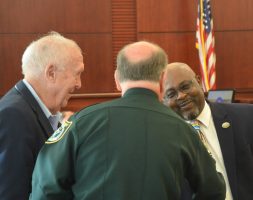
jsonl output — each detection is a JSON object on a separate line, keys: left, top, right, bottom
{"left": 190, "top": 120, "right": 212, "bottom": 156}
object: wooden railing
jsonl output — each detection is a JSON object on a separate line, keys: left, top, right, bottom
{"left": 64, "top": 88, "right": 253, "bottom": 112}
{"left": 1, "top": 89, "right": 252, "bottom": 113}
{"left": 64, "top": 93, "right": 121, "bottom": 112}
{"left": 234, "top": 88, "right": 253, "bottom": 104}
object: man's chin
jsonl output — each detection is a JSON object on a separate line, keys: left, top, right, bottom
{"left": 182, "top": 111, "right": 199, "bottom": 120}
{"left": 178, "top": 107, "right": 197, "bottom": 120}
{"left": 178, "top": 104, "right": 199, "bottom": 120}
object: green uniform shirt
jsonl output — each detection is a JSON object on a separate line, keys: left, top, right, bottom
{"left": 30, "top": 88, "right": 225, "bottom": 200}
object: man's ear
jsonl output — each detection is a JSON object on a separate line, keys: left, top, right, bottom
{"left": 45, "top": 64, "right": 56, "bottom": 82}
{"left": 195, "top": 74, "right": 206, "bottom": 93}
{"left": 195, "top": 74, "right": 201, "bottom": 84}
{"left": 114, "top": 70, "right": 122, "bottom": 91}
{"left": 159, "top": 71, "right": 165, "bottom": 101}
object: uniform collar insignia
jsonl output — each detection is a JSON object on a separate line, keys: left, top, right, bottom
{"left": 46, "top": 121, "right": 72, "bottom": 144}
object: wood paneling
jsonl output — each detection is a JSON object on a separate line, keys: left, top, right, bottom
{"left": 112, "top": 0, "right": 137, "bottom": 70}
{"left": 0, "top": 0, "right": 114, "bottom": 96}
{"left": 137, "top": 0, "right": 253, "bottom": 99}
{"left": 138, "top": 31, "right": 253, "bottom": 90}
{"left": 137, "top": 0, "right": 253, "bottom": 32}
{"left": 0, "top": 0, "right": 111, "bottom": 33}
{"left": 1, "top": 0, "right": 253, "bottom": 107}
{"left": 138, "top": 33, "right": 200, "bottom": 74}
{"left": 64, "top": 34, "right": 114, "bottom": 93}
{"left": 0, "top": 34, "right": 36, "bottom": 94}
{"left": 137, "top": 0, "right": 198, "bottom": 32}
{"left": 213, "top": 0, "right": 253, "bottom": 30}
{"left": 0, "top": 34, "right": 114, "bottom": 95}
{"left": 215, "top": 31, "right": 253, "bottom": 89}
{"left": 235, "top": 88, "right": 253, "bottom": 104}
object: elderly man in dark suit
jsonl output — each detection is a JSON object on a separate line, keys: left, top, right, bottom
{"left": 162, "top": 62, "right": 253, "bottom": 200}
{"left": 0, "top": 32, "right": 84, "bottom": 200}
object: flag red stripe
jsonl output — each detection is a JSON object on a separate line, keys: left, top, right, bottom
{"left": 196, "top": 0, "right": 216, "bottom": 91}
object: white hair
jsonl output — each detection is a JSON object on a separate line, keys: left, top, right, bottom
{"left": 21, "top": 31, "right": 82, "bottom": 78}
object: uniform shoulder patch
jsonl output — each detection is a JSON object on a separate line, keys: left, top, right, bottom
{"left": 46, "top": 121, "right": 73, "bottom": 144}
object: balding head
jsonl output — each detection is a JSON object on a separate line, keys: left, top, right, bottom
{"left": 123, "top": 41, "right": 159, "bottom": 63}
{"left": 162, "top": 62, "right": 205, "bottom": 120}
{"left": 116, "top": 41, "right": 168, "bottom": 83}
{"left": 163, "top": 62, "right": 196, "bottom": 88}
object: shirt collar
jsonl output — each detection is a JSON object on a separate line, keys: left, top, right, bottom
{"left": 22, "top": 79, "right": 58, "bottom": 119}
{"left": 196, "top": 100, "right": 211, "bottom": 128}
{"left": 123, "top": 88, "right": 158, "bottom": 99}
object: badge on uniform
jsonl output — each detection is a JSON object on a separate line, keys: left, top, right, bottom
{"left": 46, "top": 121, "right": 73, "bottom": 144}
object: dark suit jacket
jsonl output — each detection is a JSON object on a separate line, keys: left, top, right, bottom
{"left": 181, "top": 102, "right": 253, "bottom": 200}
{"left": 0, "top": 80, "right": 53, "bottom": 200}
{"left": 209, "top": 102, "right": 253, "bottom": 200}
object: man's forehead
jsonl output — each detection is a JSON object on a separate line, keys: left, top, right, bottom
{"left": 165, "top": 70, "right": 192, "bottom": 87}
{"left": 166, "top": 80, "right": 191, "bottom": 91}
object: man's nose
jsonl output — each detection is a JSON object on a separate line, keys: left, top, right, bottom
{"left": 75, "top": 78, "right": 82, "bottom": 89}
{"left": 176, "top": 90, "right": 187, "bottom": 100}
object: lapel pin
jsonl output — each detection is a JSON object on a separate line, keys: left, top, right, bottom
{"left": 222, "top": 122, "right": 230, "bottom": 129}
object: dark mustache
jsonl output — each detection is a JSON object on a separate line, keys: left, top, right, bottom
{"left": 176, "top": 98, "right": 193, "bottom": 107}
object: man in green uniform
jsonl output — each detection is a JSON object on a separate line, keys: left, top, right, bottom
{"left": 30, "top": 41, "right": 225, "bottom": 200}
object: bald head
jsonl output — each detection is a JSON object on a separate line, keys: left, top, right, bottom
{"left": 166, "top": 62, "right": 195, "bottom": 75}
{"left": 124, "top": 41, "right": 159, "bottom": 64}
{"left": 163, "top": 62, "right": 205, "bottom": 120}
{"left": 163, "top": 62, "right": 196, "bottom": 87}
{"left": 116, "top": 41, "right": 168, "bottom": 83}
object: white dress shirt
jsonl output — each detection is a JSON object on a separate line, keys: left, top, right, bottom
{"left": 196, "top": 101, "right": 233, "bottom": 200}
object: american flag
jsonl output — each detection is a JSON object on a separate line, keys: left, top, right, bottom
{"left": 196, "top": 0, "right": 216, "bottom": 92}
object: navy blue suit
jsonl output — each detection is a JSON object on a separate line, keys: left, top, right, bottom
{"left": 181, "top": 102, "right": 253, "bottom": 200}
{"left": 210, "top": 102, "right": 253, "bottom": 200}
{"left": 0, "top": 80, "right": 53, "bottom": 200}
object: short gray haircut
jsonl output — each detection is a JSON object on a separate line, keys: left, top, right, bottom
{"left": 116, "top": 41, "right": 168, "bottom": 82}
{"left": 21, "top": 31, "right": 82, "bottom": 78}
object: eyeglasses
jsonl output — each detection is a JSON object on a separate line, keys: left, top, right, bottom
{"left": 164, "top": 80, "right": 194, "bottom": 100}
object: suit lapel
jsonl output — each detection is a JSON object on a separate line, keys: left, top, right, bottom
{"left": 209, "top": 103, "right": 238, "bottom": 199}
{"left": 15, "top": 80, "right": 53, "bottom": 138}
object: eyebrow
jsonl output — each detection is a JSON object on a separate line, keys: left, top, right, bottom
{"left": 167, "top": 80, "right": 192, "bottom": 90}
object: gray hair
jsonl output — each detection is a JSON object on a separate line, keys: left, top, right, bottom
{"left": 21, "top": 31, "right": 82, "bottom": 78}
{"left": 116, "top": 41, "right": 168, "bottom": 82}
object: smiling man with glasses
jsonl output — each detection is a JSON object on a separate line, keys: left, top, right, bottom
{"left": 162, "top": 62, "right": 253, "bottom": 200}
{"left": 163, "top": 64, "right": 205, "bottom": 121}
{"left": 163, "top": 79, "right": 194, "bottom": 101}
